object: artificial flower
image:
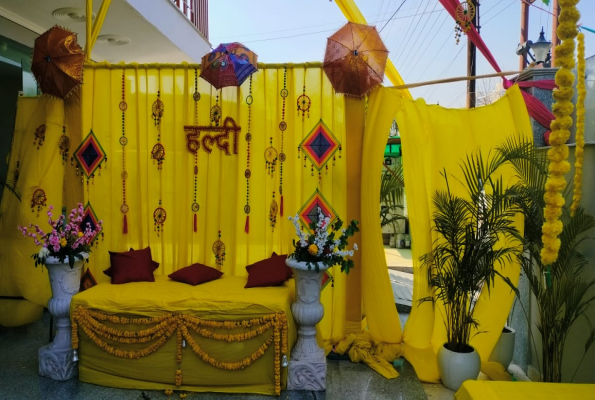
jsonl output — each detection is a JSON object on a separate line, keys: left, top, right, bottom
{"left": 288, "top": 209, "right": 359, "bottom": 273}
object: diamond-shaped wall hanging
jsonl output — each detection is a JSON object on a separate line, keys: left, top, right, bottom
{"left": 298, "top": 189, "right": 337, "bottom": 233}
{"left": 299, "top": 120, "right": 341, "bottom": 182}
{"left": 321, "top": 270, "right": 333, "bottom": 291}
{"left": 79, "top": 202, "right": 101, "bottom": 243}
{"left": 73, "top": 130, "right": 107, "bottom": 186}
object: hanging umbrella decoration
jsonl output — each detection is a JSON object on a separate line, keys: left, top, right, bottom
{"left": 200, "top": 42, "right": 258, "bottom": 89}
{"left": 323, "top": 22, "right": 388, "bottom": 97}
{"left": 31, "top": 26, "right": 85, "bottom": 99}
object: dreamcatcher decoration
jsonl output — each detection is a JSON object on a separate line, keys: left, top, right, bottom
{"left": 72, "top": 130, "right": 108, "bottom": 192}
{"left": 210, "top": 90, "right": 222, "bottom": 127}
{"left": 269, "top": 191, "right": 278, "bottom": 231}
{"left": 244, "top": 75, "right": 253, "bottom": 233}
{"left": 279, "top": 65, "right": 288, "bottom": 217}
{"left": 187, "top": 68, "right": 201, "bottom": 233}
{"left": 58, "top": 125, "right": 70, "bottom": 164}
{"left": 119, "top": 70, "right": 129, "bottom": 234}
{"left": 213, "top": 230, "right": 226, "bottom": 269}
{"left": 298, "top": 120, "right": 341, "bottom": 184}
{"left": 34, "top": 124, "right": 46, "bottom": 149}
{"left": 31, "top": 188, "right": 46, "bottom": 217}
{"left": 151, "top": 90, "right": 165, "bottom": 169}
{"left": 454, "top": 0, "right": 475, "bottom": 45}
{"left": 297, "top": 69, "right": 311, "bottom": 119}
{"left": 154, "top": 200, "right": 167, "bottom": 236}
{"left": 265, "top": 137, "right": 278, "bottom": 176}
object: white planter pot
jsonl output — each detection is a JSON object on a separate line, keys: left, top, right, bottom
{"left": 39, "top": 254, "right": 86, "bottom": 381}
{"left": 285, "top": 258, "right": 329, "bottom": 391}
{"left": 489, "top": 327, "right": 516, "bottom": 370}
{"left": 437, "top": 343, "right": 480, "bottom": 391}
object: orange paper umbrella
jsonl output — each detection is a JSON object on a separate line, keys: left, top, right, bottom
{"left": 323, "top": 22, "right": 388, "bottom": 97}
{"left": 31, "top": 26, "right": 84, "bottom": 99}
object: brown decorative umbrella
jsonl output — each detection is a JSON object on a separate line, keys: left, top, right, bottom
{"left": 323, "top": 22, "right": 388, "bottom": 97}
{"left": 31, "top": 26, "right": 84, "bottom": 99}
{"left": 200, "top": 42, "right": 258, "bottom": 89}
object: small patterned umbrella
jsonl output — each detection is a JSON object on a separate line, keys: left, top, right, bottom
{"left": 323, "top": 22, "right": 388, "bottom": 97}
{"left": 31, "top": 26, "right": 84, "bottom": 99}
{"left": 200, "top": 42, "right": 258, "bottom": 89}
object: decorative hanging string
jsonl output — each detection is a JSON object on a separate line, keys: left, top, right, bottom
{"left": 210, "top": 90, "right": 221, "bottom": 126}
{"left": 297, "top": 66, "right": 311, "bottom": 119}
{"left": 153, "top": 74, "right": 166, "bottom": 236}
{"left": 540, "top": 0, "right": 580, "bottom": 265}
{"left": 58, "top": 123, "right": 69, "bottom": 165}
{"left": 279, "top": 65, "right": 288, "bottom": 217}
{"left": 244, "top": 75, "right": 253, "bottom": 233}
{"left": 72, "top": 69, "right": 108, "bottom": 194}
{"left": 213, "top": 230, "right": 226, "bottom": 269}
{"left": 119, "top": 70, "right": 129, "bottom": 234}
{"left": 213, "top": 88, "right": 225, "bottom": 269}
{"left": 570, "top": 31, "right": 586, "bottom": 216}
{"left": 270, "top": 190, "right": 278, "bottom": 231}
{"left": 191, "top": 68, "right": 201, "bottom": 232}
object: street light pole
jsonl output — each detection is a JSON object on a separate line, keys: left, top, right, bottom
{"left": 519, "top": 0, "right": 531, "bottom": 70}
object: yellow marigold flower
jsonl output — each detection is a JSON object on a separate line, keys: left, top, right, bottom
{"left": 78, "top": 231, "right": 84, "bottom": 238}
{"left": 308, "top": 244, "right": 318, "bottom": 255}
{"left": 60, "top": 238, "right": 67, "bottom": 247}
{"left": 164, "top": 389, "right": 173, "bottom": 396}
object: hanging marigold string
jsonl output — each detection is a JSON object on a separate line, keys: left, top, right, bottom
{"left": 71, "top": 307, "right": 288, "bottom": 395}
{"left": 120, "top": 70, "right": 129, "bottom": 234}
{"left": 571, "top": 31, "right": 586, "bottom": 217}
{"left": 245, "top": 75, "right": 253, "bottom": 233}
{"left": 541, "top": 0, "right": 580, "bottom": 265}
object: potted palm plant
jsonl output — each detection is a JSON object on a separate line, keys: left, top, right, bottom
{"left": 495, "top": 138, "right": 595, "bottom": 382}
{"left": 421, "top": 150, "right": 522, "bottom": 391}
{"left": 380, "top": 160, "right": 406, "bottom": 248}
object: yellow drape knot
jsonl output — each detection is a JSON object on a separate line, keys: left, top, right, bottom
{"left": 480, "top": 361, "right": 512, "bottom": 382}
{"left": 334, "top": 332, "right": 402, "bottom": 379}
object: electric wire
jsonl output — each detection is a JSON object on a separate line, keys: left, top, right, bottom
{"left": 483, "top": 0, "right": 517, "bottom": 26}
{"left": 396, "top": 0, "right": 437, "bottom": 71}
{"left": 400, "top": 10, "right": 448, "bottom": 79}
{"left": 422, "top": 43, "right": 465, "bottom": 99}
{"left": 379, "top": 0, "right": 409, "bottom": 33}
{"left": 398, "top": 1, "right": 443, "bottom": 75}
{"left": 393, "top": 0, "right": 428, "bottom": 59}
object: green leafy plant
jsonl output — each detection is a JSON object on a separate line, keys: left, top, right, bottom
{"left": 496, "top": 137, "right": 595, "bottom": 382}
{"left": 421, "top": 149, "right": 522, "bottom": 353}
{"left": 380, "top": 160, "right": 407, "bottom": 234}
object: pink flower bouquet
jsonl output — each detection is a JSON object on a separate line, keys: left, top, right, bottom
{"left": 19, "top": 203, "right": 102, "bottom": 268}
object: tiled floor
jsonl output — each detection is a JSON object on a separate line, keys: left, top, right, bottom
{"left": 384, "top": 246, "right": 413, "bottom": 270}
{"left": 0, "top": 311, "right": 429, "bottom": 400}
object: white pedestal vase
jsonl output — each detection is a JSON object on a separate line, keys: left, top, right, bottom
{"left": 39, "top": 255, "right": 86, "bottom": 381}
{"left": 285, "top": 258, "right": 328, "bottom": 391}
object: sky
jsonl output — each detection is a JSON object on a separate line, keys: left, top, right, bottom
{"left": 209, "top": 0, "right": 595, "bottom": 108}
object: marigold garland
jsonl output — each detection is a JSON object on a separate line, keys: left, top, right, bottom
{"left": 541, "top": 0, "right": 580, "bottom": 265}
{"left": 570, "top": 32, "right": 586, "bottom": 216}
{"left": 71, "top": 306, "right": 288, "bottom": 394}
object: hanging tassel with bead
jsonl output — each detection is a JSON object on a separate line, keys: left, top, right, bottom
{"left": 280, "top": 195, "right": 284, "bottom": 217}
{"left": 245, "top": 215, "right": 250, "bottom": 233}
{"left": 194, "top": 213, "right": 197, "bottom": 233}
{"left": 123, "top": 214, "right": 128, "bottom": 234}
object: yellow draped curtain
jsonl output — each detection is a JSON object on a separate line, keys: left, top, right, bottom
{"left": 361, "top": 85, "right": 531, "bottom": 381}
{"left": 0, "top": 96, "right": 66, "bottom": 326}
{"left": 81, "top": 62, "right": 348, "bottom": 343}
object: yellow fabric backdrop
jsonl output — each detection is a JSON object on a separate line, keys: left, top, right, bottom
{"left": 81, "top": 62, "right": 348, "bottom": 344}
{"left": 360, "top": 85, "right": 531, "bottom": 382}
{"left": 0, "top": 96, "right": 66, "bottom": 326}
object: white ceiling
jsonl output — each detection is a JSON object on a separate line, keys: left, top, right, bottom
{"left": 0, "top": 0, "right": 209, "bottom": 63}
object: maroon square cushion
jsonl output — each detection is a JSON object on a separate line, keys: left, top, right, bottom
{"left": 104, "top": 247, "right": 156, "bottom": 284}
{"left": 169, "top": 263, "right": 223, "bottom": 286}
{"left": 272, "top": 252, "right": 292, "bottom": 280}
{"left": 245, "top": 256, "right": 288, "bottom": 288}
{"left": 103, "top": 247, "right": 159, "bottom": 278}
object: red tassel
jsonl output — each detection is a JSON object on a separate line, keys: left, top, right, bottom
{"left": 245, "top": 215, "right": 249, "bottom": 233}
{"left": 280, "top": 195, "right": 284, "bottom": 217}
{"left": 193, "top": 213, "right": 197, "bottom": 232}
{"left": 123, "top": 214, "right": 128, "bottom": 234}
